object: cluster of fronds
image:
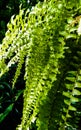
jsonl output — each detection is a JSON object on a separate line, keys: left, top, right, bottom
{"left": 0, "top": 0, "right": 81, "bottom": 130}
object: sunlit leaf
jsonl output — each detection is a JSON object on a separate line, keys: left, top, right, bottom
{"left": 71, "top": 97, "right": 79, "bottom": 102}
{"left": 66, "top": 34, "right": 77, "bottom": 39}
{"left": 66, "top": 114, "right": 71, "bottom": 118}
{"left": 66, "top": 77, "right": 75, "bottom": 82}
{"left": 63, "top": 91, "right": 71, "bottom": 98}
{"left": 67, "top": 17, "right": 73, "bottom": 24}
{"left": 69, "top": 105, "right": 76, "bottom": 111}
{"left": 77, "top": 75, "right": 81, "bottom": 81}
{"left": 73, "top": 89, "right": 81, "bottom": 95}
{"left": 77, "top": 18, "right": 81, "bottom": 35}
{"left": 75, "top": 82, "right": 81, "bottom": 88}
{"left": 64, "top": 99, "right": 70, "bottom": 105}
{"left": 65, "top": 84, "right": 73, "bottom": 90}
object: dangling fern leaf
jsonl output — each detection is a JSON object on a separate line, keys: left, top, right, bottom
{"left": 59, "top": 27, "right": 81, "bottom": 129}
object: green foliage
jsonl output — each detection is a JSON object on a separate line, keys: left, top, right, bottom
{"left": 0, "top": 103, "right": 14, "bottom": 123}
{"left": 0, "top": 0, "right": 21, "bottom": 43}
{"left": 0, "top": 80, "right": 23, "bottom": 125}
{"left": 0, "top": 0, "right": 81, "bottom": 130}
{"left": 0, "top": 0, "right": 42, "bottom": 43}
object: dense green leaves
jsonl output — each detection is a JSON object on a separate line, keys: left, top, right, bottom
{"left": 0, "top": 0, "right": 81, "bottom": 130}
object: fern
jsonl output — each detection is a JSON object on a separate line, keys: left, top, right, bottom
{"left": 19, "top": 1, "right": 66, "bottom": 129}
{"left": 59, "top": 70, "right": 81, "bottom": 129}
{"left": 59, "top": 17, "right": 81, "bottom": 129}
{"left": 0, "top": 0, "right": 81, "bottom": 130}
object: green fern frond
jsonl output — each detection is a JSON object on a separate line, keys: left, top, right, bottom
{"left": 59, "top": 46, "right": 81, "bottom": 129}
{"left": 16, "top": 1, "right": 67, "bottom": 129}
{"left": 0, "top": 0, "right": 81, "bottom": 130}
{"left": 12, "top": 47, "right": 27, "bottom": 88}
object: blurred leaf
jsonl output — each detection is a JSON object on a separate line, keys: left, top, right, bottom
{"left": 64, "top": 99, "right": 70, "bottom": 105}
{"left": 73, "top": 89, "right": 81, "bottom": 95}
{"left": 63, "top": 91, "right": 71, "bottom": 98}
{"left": 15, "top": 90, "right": 23, "bottom": 101}
{"left": 71, "top": 97, "right": 79, "bottom": 102}
{"left": 69, "top": 105, "right": 76, "bottom": 111}
{"left": 0, "top": 103, "right": 14, "bottom": 123}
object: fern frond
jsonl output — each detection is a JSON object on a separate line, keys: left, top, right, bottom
{"left": 0, "top": 0, "right": 81, "bottom": 130}
{"left": 16, "top": 1, "right": 67, "bottom": 129}
{"left": 59, "top": 45, "right": 81, "bottom": 130}
{"left": 12, "top": 46, "right": 27, "bottom": 88}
